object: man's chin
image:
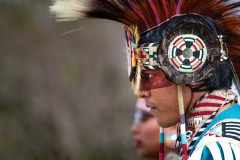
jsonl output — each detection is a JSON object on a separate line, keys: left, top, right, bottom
{"left": 156, "top": 118, "right": 176, "bottom": 128}
{"left": 156, "top": 119, "right": 166, "bottom": 128}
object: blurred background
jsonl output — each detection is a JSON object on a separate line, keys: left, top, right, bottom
{"left": 0, "top": 0, "right": 138, "bottom": 160}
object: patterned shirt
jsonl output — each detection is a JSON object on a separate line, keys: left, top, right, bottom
{"left": 188, "top": 104, "right": 240, "bottom": 160}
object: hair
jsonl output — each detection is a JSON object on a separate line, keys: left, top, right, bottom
{"left": 201, "top": 60, "right": 233, "bottom": 91}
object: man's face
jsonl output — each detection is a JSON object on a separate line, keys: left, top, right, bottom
{"left": 138, "top": 70, "right": 191, "bottom": 127}
{"left": 131, "top": 110, "right": 159, "bottom": 158}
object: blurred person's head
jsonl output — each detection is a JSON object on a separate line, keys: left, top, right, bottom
{"left": 131, "top": 98, "right": 178, "bottom": 159}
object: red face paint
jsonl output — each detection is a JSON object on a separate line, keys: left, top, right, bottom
{"left": 140, "top": 69, "right": 173, "bottom": 91}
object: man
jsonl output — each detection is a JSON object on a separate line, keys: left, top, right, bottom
{"left": 50, "top": 0, "right": 240, "bottom": 159}
{"left": 131, "top": 98, "right": 178, "bottom": 159}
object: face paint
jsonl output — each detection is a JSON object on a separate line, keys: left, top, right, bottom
{"left": 140, "top": 70, "right": 174, "bottom": 91}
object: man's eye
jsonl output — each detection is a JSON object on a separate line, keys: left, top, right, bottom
{"left": 144, "top": 74, "right": 154, "bottom": 78}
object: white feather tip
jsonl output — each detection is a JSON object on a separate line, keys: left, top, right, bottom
{"left": 49, "top": 0, "right": 87, "bottom": 21}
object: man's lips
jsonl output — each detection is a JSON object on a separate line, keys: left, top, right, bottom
{"left": 150, "top": 107, "right": 158, "bottom": 111}
{"left": 150, "top": 106, "right": 157, "bottom": 109}
{"left": 148, "top": 106, "right": 159, "bottom": 115}
{"left": 145, "top": 102, "right": 159, "bottom": 112}
{"left": 145, "top": 102, "right": 152, "bottom": 108}
{"left": 146, "top": 104, "right": 157, "bottom": 110}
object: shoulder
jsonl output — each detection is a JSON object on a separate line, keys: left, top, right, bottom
{"left": 189, "top": 141, "right": 240, "bottom": 160}
{"left": 189, "top": 118, "right": 240, "bottom": 160}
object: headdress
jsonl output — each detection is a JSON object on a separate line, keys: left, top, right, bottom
{"left": 50, "top": 0, "right": 240, "bottom": 159}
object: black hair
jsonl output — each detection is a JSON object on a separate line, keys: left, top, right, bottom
{"left": 191, "top": 60, "right": 233, "bottom": 92}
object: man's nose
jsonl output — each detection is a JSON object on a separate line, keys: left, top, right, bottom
{"left": 138, "top": 90, "right": 150, "bottom": 98}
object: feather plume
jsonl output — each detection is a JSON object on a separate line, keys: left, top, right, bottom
{"left": 50, "top": 1, "right": 240, "bottom": 33}
{"left": 50, "top": 0, "right": 88, "bottom": 21}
